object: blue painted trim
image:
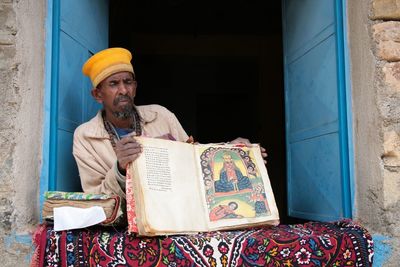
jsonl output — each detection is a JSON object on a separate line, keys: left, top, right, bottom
{"left": 373, "top": 235, "right": 393, "bottom": 266}
{"left": 39, "top": 0, "right": 54, "bottom": 217}
{"left": 4, "top": 232, "right": 33, "bottom": 263}
{"left": 4, "top": 233, "right": 32, "bottom": 248}
{"left": 289, "top": 210, "right": 343, "bottom": 222}
{"left": 289, "top": 121, "right": 339, "bottom": 143}
{"left": 282, "top": 0, "right": 353, "bottom": 220}
{"left": 335, "top": 0, "right": 352, "bottom": 218}
{"left": 287, "top": 23, "right": 335, "bottom": 65}
{"left": 48, "top": 0, "right": 60, "bottom": 191}
{"left": 342, "top": 0, "right": 356, "bottom": 216}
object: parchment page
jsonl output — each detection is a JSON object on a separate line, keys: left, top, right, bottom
{"left": 133, "top": 137, "right": 208, "bottom": 234}
{"left": 193, "top": 144, "right": 280, "bottom": 230}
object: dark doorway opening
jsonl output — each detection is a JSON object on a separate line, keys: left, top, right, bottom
{"left": 110, "top": 0, "right": 290, "bottom": 223}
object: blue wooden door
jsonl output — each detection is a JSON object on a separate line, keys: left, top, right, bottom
{"left": 282, "top": 0, "right": 351, "bottom": 221}
{"left": 52, "top": 0, "right": 108, "bottom": 191}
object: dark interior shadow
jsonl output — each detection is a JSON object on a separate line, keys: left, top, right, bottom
{"left": 109, "top": 0, "right": 294, "bottom": 224}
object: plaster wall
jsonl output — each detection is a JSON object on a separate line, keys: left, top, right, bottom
{"left": 348, "top": 0, "right": 384, "bottom": 231}
{"left": 348, "top": 0, "right": 400, "bottom": 265}
{"left": 0, "top": 0, "right": 45, "bottom": 265}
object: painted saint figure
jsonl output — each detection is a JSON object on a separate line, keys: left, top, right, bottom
{"left": 250, "top": 184, "right": 269, "bottom": 215}
{"left": 214, "top": 152, "right": 252, "bottom": 193}
{"left": 209, "top": 201, "right": 242, "bottom": 221}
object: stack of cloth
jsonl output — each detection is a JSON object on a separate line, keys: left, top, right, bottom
{"left": 31, "top": 219, "right": 373, "bottom": 267}
{"left": 42, "top": 191, "right": 125, "bottom": 227}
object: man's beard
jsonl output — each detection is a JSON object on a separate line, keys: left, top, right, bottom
{"left": 112, "top": 95, "right": 135, "bottom": 119}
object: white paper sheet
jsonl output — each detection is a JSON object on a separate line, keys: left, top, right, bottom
{"left": 53, "top": 206, "right": 106, "bottom": 231}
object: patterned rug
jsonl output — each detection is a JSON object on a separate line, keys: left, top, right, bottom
{"left": 31, "top": 219, "right": 373, "bottom": 267}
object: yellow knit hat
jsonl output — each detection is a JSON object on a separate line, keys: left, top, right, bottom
{"left": 82, "top": 47, "right": 134, "bottom": 88}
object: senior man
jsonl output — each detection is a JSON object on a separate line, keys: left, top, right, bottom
{"left": 73, "top": 47, "right": 266, "bottom": 199}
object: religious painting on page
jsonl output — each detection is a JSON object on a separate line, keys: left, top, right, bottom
{"left": 199, "top": 146, "right": 271, "bottom": 222}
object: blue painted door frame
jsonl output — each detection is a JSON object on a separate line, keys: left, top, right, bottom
{"left": 282, "top": 0, "right": 353, "bottom": 221}
{"left": 41, "top": 0, "right": 108, "bottom": 207}
{"left": 41, "top": 0, "right": 353, "bottom": 220}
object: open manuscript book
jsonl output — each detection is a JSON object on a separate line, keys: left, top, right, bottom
{"left": 126, "top": 137, "right": 279, "bottom": 236}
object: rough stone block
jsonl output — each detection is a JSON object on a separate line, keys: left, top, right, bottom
{"left": 0, "top": 32, "right": 15, "bottom": 45}
{"left": 0, "top": 45, "right": 16, "bottom": 70}
{"left": 0, "top": 197, "right": 13, "bottom": 232}
{"left": 386, "top": 211, "right": 400, "bottom": 244}
{"left": 383, "top": 169, "right": 400, "bottom": 207}
{"left": 373, "top": 21, "right": 400, "bottom": 61}
{"left": 371, "top": 0, "right": 400, "bottom": 20}
{"left": 0, "top": 4, "right": 16, "bottom": 33}
{"left": 378, "top": 94, "right": 400, "bottom": 122}
{"left": 383, "top": 130, "right": 400, "bottom": 166}
{"left": 382, "top": 62, "right": 400, "bottom": 93}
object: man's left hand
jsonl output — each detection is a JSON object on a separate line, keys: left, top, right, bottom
{"left": 230, "top": 137, "right": 268, "bottom": 164}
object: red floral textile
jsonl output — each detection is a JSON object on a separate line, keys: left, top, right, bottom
{"left": 32, "top": 219, "right": 373, "bottom": 267}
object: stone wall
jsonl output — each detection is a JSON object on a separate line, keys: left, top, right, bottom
{"left": 372, "top": 0, "right": 400, "bottom": 237}
{"left": 349, "top": 0, "right": 400, "bottom": 265}
{"left": 0, "top": 0, "right": 45, "bottom": 265}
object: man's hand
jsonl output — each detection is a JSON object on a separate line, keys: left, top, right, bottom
{"left": 230, "top": 137, "right": 268, "bottom": 164}
{"left": 186, "top": 135, "right": 195, "bottom": 144}
{"left": 115, "top": 135, "right": 143, "bottom": 174}
{"left": 259, "top": 147, "right": 268, "bottom": 164}
{"left": 229, "top": 137, "right": 251, "bottom": 146}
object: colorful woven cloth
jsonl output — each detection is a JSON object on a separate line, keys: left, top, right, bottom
{"left": 31, "top": 219, "right": 373, "bottom": 267}
{"left": 44, "top": 191, "right": 113, "bottom": 200}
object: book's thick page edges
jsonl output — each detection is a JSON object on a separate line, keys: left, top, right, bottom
{"left": 194, "top": 144, "right": 280, "bottom": 230}
{"left": 133, "top": 137, "right": 208, "bottom": 235}
{"left": 129, "top": 153, "right": 151, "bottom": 235}
{"left": 43, "top": 199, "right": 117, "bottom": 218}
{"left": 126, "top": 168, "right": 138, "bottom": 233}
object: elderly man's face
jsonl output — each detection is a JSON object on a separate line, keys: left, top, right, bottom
{"left": 92, "top": 71, "right": 137, "bottom": 119}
